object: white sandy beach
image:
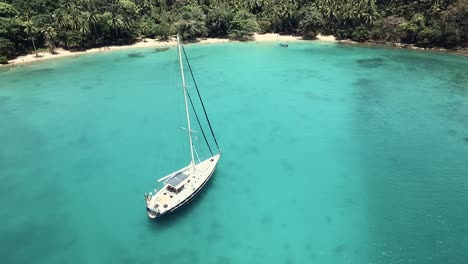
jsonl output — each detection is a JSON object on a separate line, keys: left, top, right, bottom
{"left": 316, "top": 34, "right": 337, "bottom": 42}
{"left": 2, "top": 33, "right": 336, "bottom": 67}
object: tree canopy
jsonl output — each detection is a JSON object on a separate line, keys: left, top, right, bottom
{"left": 0, "top": 0, "right": 467, "bottom": 63}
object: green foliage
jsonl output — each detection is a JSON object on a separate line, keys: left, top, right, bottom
{"left": 228, "top": 10, "right": 259, "bottom": 41}
{"left": 336, "top": 28, "right": 353, "bottom": 40}
{"left": 259, "top": 0, "right": 299, "bottom": 33}
{"left": 206, "top": 5, "right": 233, "bottom": 37}
{"left": 416, "top": 27, "right": 442, "bottom": 47}
{"left": 0, "top": 55, "right": 8, "bottom": 64}
{"left": 23, "top": 20, "right": 39, "bottom": 55}
{"left": 0, "top": 37, "right": 16, "bottom": 63}
{"left": 139, "top": 18, "right": 155, "bottom": 39}
{"left": 372, "top": 16, "right": 407, "bottom": 43}
{"left": 298, "top": 6, "right": 324, "bottom": 39}
{"left": 176, "top": 5, "right": 207, "bottom": 41}
{"left": 119, "top": 0, "right": 139, "bottom": 16}
{"left": 155, "top": 11, "right": 176, "bottom": 40}
{"left": 0, "top": 16, "right": 23, "bottom": 39}
{"left": 257, "top": 20, "right": 271, "bottom": 34}
{"left": 42, "top": 26, "right": 57, "bottom": 53}
{"left": 440, "top": 0, "right": 468, "bottom": 47}
{"left": 0, "top": 2, "right": 19, "bottom": 18}
{"left": 351, "top": 25, "right": 371, "bottom": 42}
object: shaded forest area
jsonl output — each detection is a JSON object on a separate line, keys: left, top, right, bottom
{"left": 1, "top": 0, "right": 467, "bottom": 63}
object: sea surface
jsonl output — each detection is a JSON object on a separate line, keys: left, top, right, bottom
{"left": 1, "top": 42, "right": 467, "bottom": 264}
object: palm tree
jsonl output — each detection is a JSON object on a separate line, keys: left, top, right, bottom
{"left": 141, "top": 0, "right": 154, "bottom": 15}
{"left": 283, "top": 0, "right": 299, "bottom": 33}
{"left": 140, "top": 21, "right": 151, "bottom": 42}
{"left": 23, "top": 20, "right": 39, "bottom": 57}
{"left": 339, "top": 1, "right": 355, "bottom": 26}
{"left": 107, "top": 13, "right": 124, "bottom": 37}
{"left": 86, "top": 11, "right": 99, "bottom": 33}
{"left": 264, "top": 3, "right": 283, "bottom": 32}
{"left": 78, "top": 19, "right": 91, "bottom": 37}
{"left": 54, "top": 9, "right": 70, "bottom": 30}
{"left": 69, "top": 11, "right": 81, "bottom": 31}
{"left": 42, "top": 26, "right": 57, "bottom": 54}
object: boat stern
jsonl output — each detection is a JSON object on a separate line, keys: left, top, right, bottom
{"left": 145, "top": 192, "right": 162, "bottom": 219}
{"left": 146, "top": 206, "right": 160, "bottom": 219}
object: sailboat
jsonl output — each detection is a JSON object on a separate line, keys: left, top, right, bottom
{"left": 145, "top": 35, "right": 221, "bottom": 219}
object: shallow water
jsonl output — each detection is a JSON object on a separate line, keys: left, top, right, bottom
{"left": 1, "top": 42, "right": 467, "bottom": 264}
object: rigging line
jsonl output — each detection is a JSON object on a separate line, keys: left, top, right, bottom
{"left": 174, "top": 56, "right": 185, "bottom": 168}
{"left": 186, "top": 89, "right": 213, "bottom": 156}
{"left": 182, "top": 45, "right": 220, "bottom": 152}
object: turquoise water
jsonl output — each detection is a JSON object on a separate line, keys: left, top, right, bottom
{"left": 1, "top": 42, "right": 467, "bottom": 263}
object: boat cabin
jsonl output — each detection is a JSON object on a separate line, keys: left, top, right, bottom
{"left": 165, "top": 173, "right": 188, "bottom": 193}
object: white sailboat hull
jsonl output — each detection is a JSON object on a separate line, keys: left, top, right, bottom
{"left": 146, "top": 154, "right": 220, "bottom": 219}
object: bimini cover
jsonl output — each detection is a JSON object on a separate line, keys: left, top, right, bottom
{"left": 165, "top": 173, "right": 189, "bottom": 189}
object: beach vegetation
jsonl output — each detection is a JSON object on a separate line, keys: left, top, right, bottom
{"left": 206, "top": 4, "right": 233, "bottom": 37}
{"left": 0, "top": 37, "right": 15, "bottom": 63}
{"left": 23, "top": 20, "right": 39, "bottom": 57}
{"left": 41, "top": 26, "right": 57, "bottom": 53}
{"left": 228, "top": 10, "right": 259, "bottom": 41}
{"left": 175, "top": 5, "right": 208, "bottom": 41}
{"left": 298, "top": 6, "right": 324, "bottom": 39}
{"left": 0, "top": 0, "right": 467, "bottom": 61}
{"left": 372, "top": 16, "right": 407, "bottom": 43}
{"left": 0, "top": 2, "right": 17, "bottom": 17}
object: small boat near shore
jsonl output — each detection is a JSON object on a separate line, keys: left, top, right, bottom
{"left": 145, "top": 35, "right": 221, "bottom": 219}
{"left": 280, "top": 43, "right": 289, "bottom": 47}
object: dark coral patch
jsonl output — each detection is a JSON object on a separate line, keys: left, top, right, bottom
{"left": 356, "top": 57, "right": 385, "bottom": 68}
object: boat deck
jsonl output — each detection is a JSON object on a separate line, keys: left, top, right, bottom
{"left": 147, "top": 154, "right": 220, "bottom": 215}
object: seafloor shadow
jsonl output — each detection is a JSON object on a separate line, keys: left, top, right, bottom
{"left": 151, "top": 47, "right": 171, "bottom": 53}
{"left": 356, "top": 57, "right": 385, "bottom": 68}
{"left": 128, "top": 52, "right": 145, "bottom": 58}
{"left": 352, "top": 78, "right": 381, "bottom": 103}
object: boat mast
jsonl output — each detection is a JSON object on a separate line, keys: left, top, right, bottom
{"left": 177, "top": 35, "right": 196, "bottom": 166}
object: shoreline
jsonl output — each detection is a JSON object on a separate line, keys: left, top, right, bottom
{"left": 2, "top": 33, "right": 466, "bottom": 67}
{"left": 1, "top": 33, "right": 317, "bottom": 67}
{"left": 337, "top": 39, "right": 468, "bottom": 57}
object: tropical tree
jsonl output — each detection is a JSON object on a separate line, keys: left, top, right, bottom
{"left": 372, "top": 16, "right": 407, "bottom": 42}
{"left": 356, "top": 0, "right": 379, "bottom": 25}
{"left": 416, "top": 26, "right": 442, "bottom": 47}
{"left": 228, "top": 10, "right": 259, "bottom": 41}
{"left": 154, "top": 11, "right": 176, "bottom": 41}
{"left": 0, "top": 37, "right": 16, "bottom": 64}
{"left": 23, "top": 20, "right": 39, "bottom": 57}
{"left": 86, "top": 10, "right": 99, "bottom": 34}
{"left": 106, "top": 11, "right": 124, "bottom": 37}
{"left": 206, "top": 4, "right": 233, "bottom": 37}
{"left": 0, "top": 3, "right": 22, "bottom": 40}
{"left": 139, "top": 0, "right": 154, "bottom": 16}
{"left": 140, "top": 19, "right": 152, "bottom": 41}
{"left": 440, "top": 0, "right": 468, "bottom": 47}
{"left": 299, "top": 6, "right": 324, "bottom": 39}
{"left": 78, "top": 18, "right": 91, "bottom": 38}
{"left": 42, "top": 26, "right": 57, "bottom": 53}
{"left": 0, "top": 2, "right": 19, "bottom": 17}
{"left": 117, "top": 0, "right": 139, "bottom": 32}
{"left": 53, "top": 9, "right": 70, "bottom": 30}
{"left": 176, "top": 5, "right": 208, "bottom": 41}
